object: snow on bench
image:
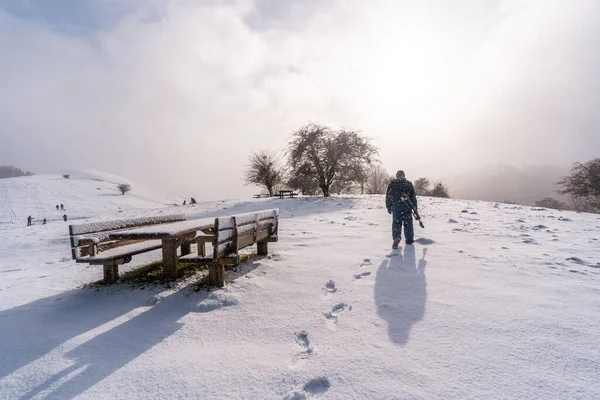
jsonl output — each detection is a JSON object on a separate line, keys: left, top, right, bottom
{"left": 108, "top": 218, "right": 214, "bottom": 239}
{"left": 69, "top": 214, "right": 186, "bottom": 248}
{"left": 69, "top": 214, "right": 186, "bottom": 236}
{"left": 68, "top": 214, "right": 186, "bottom": 283}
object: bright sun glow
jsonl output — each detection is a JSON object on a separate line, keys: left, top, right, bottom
{"left": 365, "top": 27, "right": 455, "bottom": 128}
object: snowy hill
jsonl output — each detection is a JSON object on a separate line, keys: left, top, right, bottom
{"left": 0, "top": 170, "right": 183, "bottom": 225}
{"left": 0, "top": 194, "right": 599, "bottom": 399}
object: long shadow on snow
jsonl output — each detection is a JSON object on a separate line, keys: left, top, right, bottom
{"left": 15, "top": 285, "right": 234, "bottom": 400}
{"left": 374, "top": 246, "right": 428, "bottom": 345}
{"left": 11, "top": 259, "right": 264, "bottom": 400}
{"left": 0, "top": 286, "right": 163, "bottom": 381}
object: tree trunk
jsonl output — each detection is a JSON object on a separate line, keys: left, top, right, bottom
{"left": 321, "top": 184, "right": 330, "bottom": 197}
{"left": 267, "top": 185, "right": 273, "bottom": 196}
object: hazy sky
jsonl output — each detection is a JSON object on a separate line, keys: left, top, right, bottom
{"left": 1, "top": 0, "right": 599, "bottom": 200}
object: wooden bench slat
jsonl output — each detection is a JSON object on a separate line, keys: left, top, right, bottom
{"left": 237, "top": 234, "right": 256, "bottom": 250}
{"left": 179, "top": 254, "right": 214, "bottom": 263}
{"left": 76, "top": 240, "right": 162, "bottom": 264}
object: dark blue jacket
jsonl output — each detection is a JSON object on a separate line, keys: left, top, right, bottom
{"left": 385, "top": 178, "right": 417, "bottom": 213}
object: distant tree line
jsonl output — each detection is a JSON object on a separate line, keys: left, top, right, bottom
{"left": 555, "top": 158, "right": 600, "bottom": 213}
{"left": 413, "top": 177, "right": 450, "bottom": 198}
{"left": 533, "top": 197, "right": 567, "bottom": 210}
{"left": 243, "top": 123, "right": 451, "bottom": 198}
{"left": 525, "top": 158, "right": 600, "bottom": 213}
{"left": 244, "top": 123, "right": 383, "bottom": 197}
{"left": 0, "top": 165, "right": 34, "bottom": 179}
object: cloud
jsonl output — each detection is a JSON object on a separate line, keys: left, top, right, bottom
{"left": 0, "top": 0, "right": 599, "bottom": 199}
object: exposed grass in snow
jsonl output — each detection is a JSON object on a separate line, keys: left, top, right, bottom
{"left": 85, "top": 253, "right": 258, "bottom": 289}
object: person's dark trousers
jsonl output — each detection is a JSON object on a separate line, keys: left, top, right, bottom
{"left": 391, "top": 203, "right": 414, "bottom": 244}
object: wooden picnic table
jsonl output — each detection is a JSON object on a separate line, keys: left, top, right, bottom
{"left": 109, "top": 218, "right": 214, "bottom": 279}
{"left": 276, "top": 190, "right": 297, "bottom": 198}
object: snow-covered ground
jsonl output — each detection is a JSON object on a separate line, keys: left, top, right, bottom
{"left": 0, "top": 171, "right": 183, "bottom": 225}
{"left": 1, "top": 175, "right": 599, "bottom": 399}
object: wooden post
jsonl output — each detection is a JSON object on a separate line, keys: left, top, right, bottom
{"left": 103, "top": 263, "right": 118, "bottom": 283}
{"left": 162, "top": 238, "right": 179, "bottom": 280}
{"left": 208, "top": 260, "right": 225, "bottom": 287}
{"left": 257, "top": 240, "right": 268, "bottom": 256}
{"left": 181, "top": 241, "right": 191, "bottom": 256}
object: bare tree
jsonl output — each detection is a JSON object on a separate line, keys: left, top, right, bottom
{"left": 414, "top": 177, "right": 431, "bottom": 196}
{"left": 331, "top": 179, "right": 357, "bottom": 195}
{"left": 287, "top": 123, "right": 378, "bottom": 197}
{"left": 348, "top": 160, "right": 369, "bottom": 194}
{"left": 117, "top": 183, "right": 132, "bottom": 195}
{"left": 557, "top": 158, "right": 600, "bottom": 213}
{"left": 244, "top": 150, "right": 285, "bottom": 196}
{"left": 365, "top": 164, "right": 391, "bottom": 194}
{"left": 330, "top": 160, "right": 368, "bottom": 195}
{"left": 287, "top": 173, "right": 320, "bottom": 196}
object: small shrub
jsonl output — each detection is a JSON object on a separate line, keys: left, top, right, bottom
{"left": 533, "top": 197, "right": 567, "bottom": 210}
{"left": 63, "top": 174, "right": 70, "bottom": 179}
{"left": 117, "top": 183, "right": 132, "bottom": 195}
{"left": 429, "top": 182, "right": 450, "bottom": 198}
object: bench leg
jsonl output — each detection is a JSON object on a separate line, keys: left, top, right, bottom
{"left": 181, "top": 242, "right": 191, "bottom": 256}
{"left": 208, "top": 261, "right": 225, "bottom": 287}
{"left": 103, "top": 264, "right": 119, "bottom": 283}
{"left": 257, "top": 240, "right": 268, "bottom": 256}
{"left": 197, "top": 242, "right": 206, "bottom": 257}
{"left": 162, "top": 238, "right": 179, "bottom": 280}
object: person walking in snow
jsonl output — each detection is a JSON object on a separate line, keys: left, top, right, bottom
{"left": 60, "top": 204, "right": 64, "bottom": 210}
{"left": 183, "top": 200, "right": 187, "bottom": 205}
{"left": 56, "top": 204, "right": 59, "bottom": 211}
{"left": 190, "top": 197, "right": 197, "bottom": 204}
{"left": 42, "top": 218, "right": 46, "bottom": 225}
{"left": 27, "top": 215, "right": 33, "bottom": 226}
{"left": 385, "top": 170, "right": 418, "bottom": 249}
{"left": 63, "top": 214, "right": 67, "bottom": 222}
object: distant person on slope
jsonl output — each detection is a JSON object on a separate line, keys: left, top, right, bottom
{"left": 42, "top": 218, "right": 46, "bottom": 225}
{"left": 385, "top": 170, "right": 418, "bottom": 249}
{"left": 56, "top": 204, "right": 59, "bottom": 211}
{"left": 63, "top": 214, "right": 67, "bottom": 222}
{"left": 190, "top": 197, "right": 197, "bottom": 204}
{"left": 60, "top": 204, "right": 64, "bottom": 210}
{"left": 27, "top": 215, "right": 33, "bottom": 226}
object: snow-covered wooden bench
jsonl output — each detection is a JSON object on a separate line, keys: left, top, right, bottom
{"left": 180, "top": 209, "right": 279, "bottom": 287}
{"left": 69, "top": 214, "right": 186, "bottom": 283}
